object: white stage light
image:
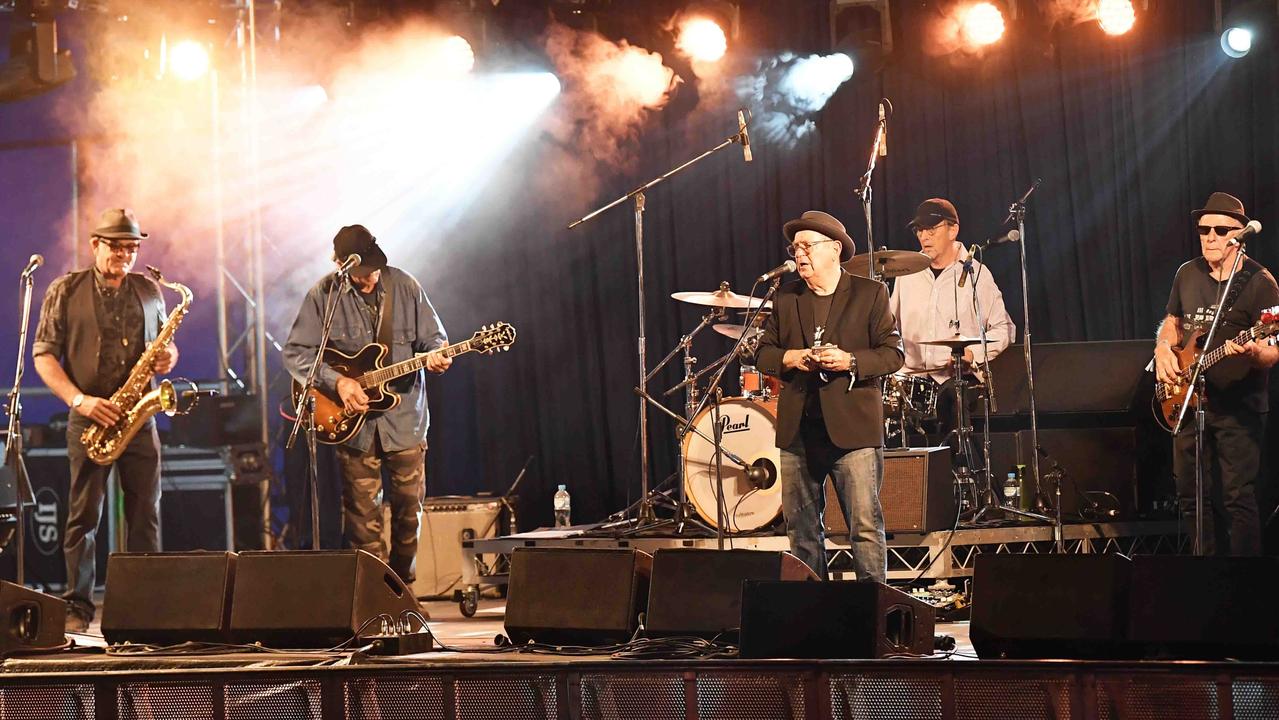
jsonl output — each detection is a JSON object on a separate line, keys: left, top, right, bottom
{"left": 168, "top": 40, "right": 210, "bottom": 81}
{"left": 1221, "top": 27, "right": 1253, "bottom": 58}
{"left": 1098, "top": 0, "right": 1136, "bottom": 36}
{"left": 962, "top": 2, "right": 1005, "bottom": 47}
{"left": 677, "top": 17, "right": 729, "bottom": 62}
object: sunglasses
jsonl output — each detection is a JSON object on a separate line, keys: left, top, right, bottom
{"left": 1197, "top": 225, "right": 1242, "bottom": 237}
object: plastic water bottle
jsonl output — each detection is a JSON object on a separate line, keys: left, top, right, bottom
{"left": 553, "top": 485, "right": 571, "bottom": 528}
{"left": 1003, "top": 471, "right": 1020, "bottom": 508}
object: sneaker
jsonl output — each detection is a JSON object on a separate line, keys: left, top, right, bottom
{"left": 65, "top": 609, "right": 92, "bottom": 634}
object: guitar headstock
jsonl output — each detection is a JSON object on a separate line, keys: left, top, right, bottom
{"left": 472, "top": 322, "right": 517, "bottom": 354}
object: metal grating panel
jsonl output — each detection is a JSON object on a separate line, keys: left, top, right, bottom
{"left": 456, "top": 676, "right": 557, "bottom": 720}
{"left": 0, "top": 685, "right": 95, "bottom": 719}
{"left": 579, "top": 673, "right": 684, "bottom": 720}
{"left": 344, "top": 677, "right": 447, "bottom": 720}
{"left": 830, "top": 674, "right": 943, "bottom": 720}
{"left": 955, "top": 676, "right": 1074, "bottom": 720}
{"left": 698, "top": 673, "right": 806, "bottom": 720}
{"left": 1096, "top": 677, "right": 1218, "bottom": 720}
{"left": 1234, "top": 678, "right": 1279, "bottom": 720}
{"left": 225, "top": 680, "right": 322, "bottom": 720}
{"left": 119, "top": 683, "right": 215, "bottom": 720}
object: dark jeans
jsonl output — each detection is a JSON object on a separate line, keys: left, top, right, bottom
{"left": 65, "top": 416, "right": 161, "bottom": 618}
{"left": 780, "top": 416, "right": 886, "bottom": 582}
{"left": 1173, "top": 408, "right": 1266, "bottom": 556}
{"left": 334, "top": 439, "right": 427, "bottom": 583}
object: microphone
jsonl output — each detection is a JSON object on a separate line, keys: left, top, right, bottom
{"left": 958, "top": 249, "right": 976, "bottom": 288}
{"left": 758, "top": 260, "right": 796, "bottom": 282}
{"left": 21, "top": 254, "right": 43, "bottom": 278}
{"left": 335, "top": 253, "right": 361, "bottom": 275}
{"left": 878, "top": 101, "right": 887, "bottom": 157}
{"left": 980, "top": 229, "right": 1021, "bottom": 249}
{"left": 1002, "top": 177, "right": 1043, "bottom": 224}
{"left": 1228, "top": 220, "right": 1263, "bottom": 246}
{"left": 737, "top": 109, "right": 752, "bottom": 163}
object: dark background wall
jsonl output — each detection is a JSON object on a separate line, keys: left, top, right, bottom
{"left": 1, "top": 1, "right": 1275, "bottom": 535}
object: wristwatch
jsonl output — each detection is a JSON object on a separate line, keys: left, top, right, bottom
{"left": 71, "top": 393, "right": 85, "bottom": 409}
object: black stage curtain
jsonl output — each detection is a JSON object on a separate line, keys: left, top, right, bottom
{"left": 425, "top": 1, "right": 1279, "bottom": 529}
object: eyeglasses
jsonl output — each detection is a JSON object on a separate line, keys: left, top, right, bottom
{"left": 914, "top": 222, "right": 953, "bottom": 237}
{"left": 1198, "top": 225, "right": 1242, "bottom": 237}
{"left": 785, "top": 239, "right": 835, "bottom": 257}
{"left": 98, "top": 239, "right": 140, "bottom": 254}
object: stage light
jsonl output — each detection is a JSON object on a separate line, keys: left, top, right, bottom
{"left": 168, "top": 40, "right": 210, "bottom": 81}
{"left": 1221, "top": 27, "right": 1253, "bottom": 58}
{"left": 1097, "top": 0, "right": 1135, "bottom": 36}
{"left": 778, "top": 53, "right": 855, "bottom": 113}
{"left": 439, "top": 35, "right": 475, "bottom": 75}
{"left": 961, "top": 2, "right": 1005, "bottom": 47}
{"left": 677, "top": 17, "right": 728, "bottom": 62}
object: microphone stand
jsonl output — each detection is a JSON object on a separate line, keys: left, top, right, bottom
{"left": 853, "top": 99, "right": 889, "bottom": 281}
{"left": 1172, "top": 238, "right": 1248, "bottom": 556}
{"left": 4, "top": 266, "right": 39, "bottom": 585}
{"left": 567, "top": 115, "right": 752, "bottom": 528}
{"left": 1002, "top": 178, "right": 1059, "bottom": 550}
{"left": 286, "top": 271, "right": 350, "bottom": 551}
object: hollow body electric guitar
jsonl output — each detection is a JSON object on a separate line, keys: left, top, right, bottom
{"left": 1153, "top": 307, "right": 1279, "bottom": 432}
{"left": 294, "top": 322, "right": 516, "bottom": 444}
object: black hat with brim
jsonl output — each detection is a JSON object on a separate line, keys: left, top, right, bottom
{"left": 333, "top": 224, "right": 389, "bottom": 273}
{"left": 1191, "top": 192, "right": 1250, "bottom": 226}
{"left": 782, "top": 210, "right": 856, "bottom": 261}
{"left": 92, "top": 208, "right": 149, "bottom": 240}
{"left": 907, "top": 198, "right": 959, "bottom": 230}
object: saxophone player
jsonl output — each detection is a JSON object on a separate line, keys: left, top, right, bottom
{"left": 32, "top": 208, "right": 178, "bottom": 633}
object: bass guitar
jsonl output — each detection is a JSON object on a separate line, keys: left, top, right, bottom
{"left": 294, "top": 322, "right": 516, "bottom": 444}
{"left": 1153, "top": 307, "right": 1279, "bottom": 432}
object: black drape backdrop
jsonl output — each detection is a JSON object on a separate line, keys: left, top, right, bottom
{"left": 422, "top": 0, "right": 1279, "bottom": 530}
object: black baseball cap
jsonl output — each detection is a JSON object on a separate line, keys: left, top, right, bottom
{"left": 907, "top": 198, "right": 959, "bottom": 230}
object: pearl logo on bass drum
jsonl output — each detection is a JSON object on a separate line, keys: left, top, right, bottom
{"left": 32, "top": 486, "right": 59, "bottom": 557}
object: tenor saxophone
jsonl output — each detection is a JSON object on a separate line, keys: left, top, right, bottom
{"left": 81, "top": 266, "right": 193, "bottom": 465}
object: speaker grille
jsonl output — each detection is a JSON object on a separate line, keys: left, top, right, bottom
{"left": 955, "top": 676, "right": 1075, "bottom": 720}
{"left": 0, "top": 684, "right": 94, "bottom": 719}
{"left": 1095, "top": 677, "right": 1218, "bottom": 720}
{"left": 579, "top": 673, "right": 685, "bottom": 720}
{"left": 118, "top": 683, "right": 214, "bottom": 720}
{"left": 1235, "top": 678, "right": 1279, "bottom": 720}
{"left": 829, "top": 673, "right": 943, "bottom": 720}
{"left": 699, "top": 673, "right": 807, "bottom": 720}
{"left": 225, "top": 680, "right": 322, "bottom": 720}
{"left": 345, "top": 677, "right": 446, "bottom": 720}
{"left": 457, "top": 676, "right": 557, "bottom": 720}
{"left": 881, "top": 455, "right": 926, "bottom": 531}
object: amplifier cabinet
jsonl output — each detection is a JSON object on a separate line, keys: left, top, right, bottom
{"left": 825, "top": 447, "right": 954, "bottom": 535}
{"left": 412, "top": 495, "right": 508, "bottom": 599}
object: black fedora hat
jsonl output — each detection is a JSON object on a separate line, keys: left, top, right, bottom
{"left": 1191, "top": 192, "right": 1250, "bottom": 225}
{"left": 92, "top": 208, "right": 149, "bottom": 240}
{"left": 782, "top": 210, "right": 856, "bottom": 260}
{"left": 333, "top": 224, "right": 388, "bottom": 273}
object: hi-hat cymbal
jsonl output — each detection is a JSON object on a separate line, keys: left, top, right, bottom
{"left": 842, "top": 250, "right": 931, "bottom": 278}
{"left": 919, "top": 336, "right": 983, "bottom": 349}
{"left": 712, "top": 322, "right": 765, "bottom": 341}
{"left": 671, "top": 288, "right": 772, "bottom": 309}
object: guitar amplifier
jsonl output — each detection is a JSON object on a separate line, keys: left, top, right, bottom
{"left": 825, "top": 447, "right": 954, "bottom": 535}
{"left": 411, "top": 495, "right": 510, "bottom": 599}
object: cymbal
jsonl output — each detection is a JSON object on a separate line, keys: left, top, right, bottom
{"left": 903, "top": 366, "right": 950, "bottom": 376}
{"left": 842, "top": 250, "right": 931, "bottom": 278}
{"left": 671, "top": 288, "right": 772, "bottom": 309}
{"left": 712, "top": 323, "right": 764, "bottom": 341}
{"left": 919, "top": 336, "right": 983, "bottom": 349}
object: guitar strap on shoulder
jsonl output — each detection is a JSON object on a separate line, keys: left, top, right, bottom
{"left": 376, "top": 283, "right": 395, "bottom": 348}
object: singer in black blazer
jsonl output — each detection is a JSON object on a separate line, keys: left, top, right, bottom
{"left": 755, "top": 271, "right": 904, "bottom": 450}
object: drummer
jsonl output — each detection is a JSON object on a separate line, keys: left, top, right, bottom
{"left": 888, "top": 198, "right": 1015, "bottom": 445}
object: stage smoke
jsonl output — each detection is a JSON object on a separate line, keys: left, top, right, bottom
{"left": 734, "top": 52, "right": 853, "bottom": 149}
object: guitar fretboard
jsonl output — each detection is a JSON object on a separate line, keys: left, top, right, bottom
{"left": 1198, "top": 325, "right": 1265, "bottom": 371}
{"left": 357, "top": 340, "right": 475, "bottom": 388}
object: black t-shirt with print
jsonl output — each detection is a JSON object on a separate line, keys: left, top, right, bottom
{"left": 1165, "top": 257, "right": 1279, "bottom": 413}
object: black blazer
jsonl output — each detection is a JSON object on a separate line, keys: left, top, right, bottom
{"left": 755, "top": 271, "right": 904, "bottom": 450}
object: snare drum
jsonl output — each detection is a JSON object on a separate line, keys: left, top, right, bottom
{"left": 739, "top": 365, "right": 781, "bottom": 400}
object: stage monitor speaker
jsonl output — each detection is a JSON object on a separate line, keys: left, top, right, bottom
{"left": 645, "top": 549, "right": 817, "bottom": 640}
{"left": 0, "top": 581, "right": 66, "bottom": 656}
{"left": 229, "top": 550, "right": 419, "bottom": 647}
{"left": 825, "top": 447, "right": 953, "bottom": 536}
{"left": 503, "top": 547, "right": 651, "bottom": 647}
{"left": 970, "top": 554, "right": 1133, "bottom": 659}
{"left": 101, "top": 551, "right": 236, "bottom": 645}
{"left": 412, "top": 496, "right": 505, "bottom": 599}
{"left": 986, "top": 340, "right": 1150, "bottom": 416}
{"left": 1128, "top": 556, "right": 1279, "bottom": 660}
{"left": 740, "top": 580, "right": 935, "bottom": 659}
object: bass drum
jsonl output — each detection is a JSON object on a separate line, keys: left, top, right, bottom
{"left": 682, "top": 398, "right": 782, "bottom": 533}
